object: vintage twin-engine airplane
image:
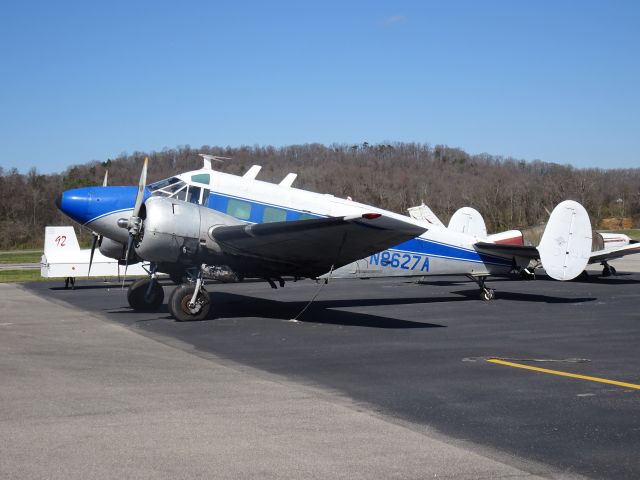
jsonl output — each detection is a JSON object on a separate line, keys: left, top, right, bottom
{"left": 56, "top": 154, "right": 593, "bottom": 321}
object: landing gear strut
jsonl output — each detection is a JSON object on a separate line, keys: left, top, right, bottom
{"left": 468, "top": 275, "right": 495, "bottom": 301}
{"left": 601, "top": 261, "right": 617, "bottom": 277}
{"left": 168, "top": 264, "right": 210, "bottom": 321}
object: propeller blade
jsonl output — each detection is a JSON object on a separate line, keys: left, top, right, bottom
{"left": 88, "top": 233, "right": 100, "bottom": 277}
{"left": 102, "top": 170, "right": 109, "bottom": 187}
{"left": 122, "top": 234, "right": 135, "bottom": 287}
{"left": 132, "top": 157, "right": 148, "bottom": 218}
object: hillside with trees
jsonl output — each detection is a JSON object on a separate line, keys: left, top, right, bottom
{"left": 1, "top": 143, "right": 638, "bottom": 249}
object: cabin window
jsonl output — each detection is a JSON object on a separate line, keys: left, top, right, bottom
{"left": 299, "top": 213, "right": 317, "bottom": 220}
{"left": 191, "top": 173, "right": 210, "bottom": 185}
{"left": 227, "top": 199, "right": 251, "bottom": 220}
{"left": 202, "top": 189, "right": 210, "bottom": 206}
{"left": 263, "top": 207, "right": 286, "bottom": 223}
{"left": 187, "top": 186, "right": 201, "bottom": 204}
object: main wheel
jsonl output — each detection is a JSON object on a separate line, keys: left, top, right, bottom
{"left": 168, "top": 284, "right": 210, "bottom": 321}
{"left": 127, "top": 278, "right": 164, "bottom": 311}
{"left": 480, "top": 288, "right": 495, "bottom": 301}
{"left": 575, "top": 270, "right": 590, "bottom": 282}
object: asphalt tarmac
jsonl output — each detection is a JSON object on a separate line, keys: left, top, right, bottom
{"left": 10, "top": 265, "right": 640, "bottom": 479}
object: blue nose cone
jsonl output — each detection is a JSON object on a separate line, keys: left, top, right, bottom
{"left": 57, "top": 186, "right": 148, "bottom": 225}
{"left": 57, "top": 187, "right": 94, "bottom": 224}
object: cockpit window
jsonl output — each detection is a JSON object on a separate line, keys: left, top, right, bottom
{"left": 149, "top": 176, "right": 188, "bottom": 198}
{"left": 148, "top": 176, "right": 182, "bottom": 191}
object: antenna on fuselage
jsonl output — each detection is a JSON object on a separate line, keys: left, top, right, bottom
{"left": 199, "top": 154, "right": 231, "bottom": 170}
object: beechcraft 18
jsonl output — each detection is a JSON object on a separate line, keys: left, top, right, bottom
{"left": 55, "top": 154, "right": 594, "bottom": 321}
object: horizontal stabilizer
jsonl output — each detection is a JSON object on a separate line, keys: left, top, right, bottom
{"left": 589, "top": 242, "right": 640, "bottom": 264}
{"left": 474, "top": 242, "right": 539, "bottom": 259}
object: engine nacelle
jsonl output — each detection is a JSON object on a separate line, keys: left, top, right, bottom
{"left": 134, "top": 197, "right": 243, "bottom": 264}
{"left": 99, "top": 237, "right": 126, "bottom": 260}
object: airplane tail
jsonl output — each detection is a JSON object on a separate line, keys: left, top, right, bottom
{"left": 537, "top": 200, "right": 592, "bottom": 280}
{"left": 407, "top": 203, "right": 445, "bottom": 227}
{"left": 448, "top": 207, "right": 487, "bottom": 239}
{"left": 43, "top": 226, "right": 81, "bottom": 259}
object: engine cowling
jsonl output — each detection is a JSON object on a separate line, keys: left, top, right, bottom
{"left": 99, "top": 237, "right": 125, "bottom": 260}
{"left": 134, "top": 196, "right": 243, "bottom": 264}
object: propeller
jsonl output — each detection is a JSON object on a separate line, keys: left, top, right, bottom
{"left": 87, "top": 169, "right": 109, "bottom": 277}
{"left": 119, "top": 157, "right": 148, "bottom": 283}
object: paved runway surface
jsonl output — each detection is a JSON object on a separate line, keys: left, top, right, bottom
{"left": 5, "top": 264, "right": 640, "bottom": 479}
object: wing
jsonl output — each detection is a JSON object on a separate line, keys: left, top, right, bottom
{"left": 589, "top": 242, "right": 640, "bottom": 264}
{"left": 210, "top": 214, "right": 426, "bottom": 278}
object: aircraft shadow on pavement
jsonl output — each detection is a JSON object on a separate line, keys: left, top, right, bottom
{"left": 570, "top": 276, "right": 640, "bottom": 285}
{"left": 413, "top": 277, "right": 516, "bottom": 287}
{"left": 108, "top": 292, "right": 448, "bottom": 329}
{"left": 452, "top": 289, "right": 596, "bottom": 303}
{"left": 206, "top": 293, "right": 447, "bottom": 328}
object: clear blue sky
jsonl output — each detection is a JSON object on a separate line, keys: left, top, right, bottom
{"left": 1, "top": 0, "right": 638, "bottom": 173}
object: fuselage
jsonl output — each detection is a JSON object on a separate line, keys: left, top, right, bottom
{"left": 57, "top": 165, "right": 515, "bottom": 278}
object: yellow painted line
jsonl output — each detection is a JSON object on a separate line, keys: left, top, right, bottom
{"left": 487, "top": 359, "right": 640, "bottom": 390}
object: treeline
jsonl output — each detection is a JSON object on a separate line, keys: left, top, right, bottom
{"left": 1, "top": 143, "right": 639, "bottom": 249}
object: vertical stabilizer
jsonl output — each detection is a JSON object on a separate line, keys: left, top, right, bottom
{"left": 44, "top": 226, "right": 80, "bottom": 258}
{"left": 448, "top": 207, "right": 487, "bottom": 239}
{"left": 407, "top": 203, "right": 445, "bottom": 227}
{"left": 538, "top": 200, "right": 592, "bottom": 280}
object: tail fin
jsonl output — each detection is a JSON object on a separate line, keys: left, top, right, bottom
{"left": 44, "top": 226, "right": 80, "bottom": 259}
{"left": 407, "top": 203, "right": 445, "bottom": 227}
{"left": 538, "top": 201, "right": 592, "bottom": 280}
{"left": 448, "top": 207, "right": 487, "bottom": 239}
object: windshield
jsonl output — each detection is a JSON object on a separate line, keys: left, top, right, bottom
{"left": 148, "top": 176, "right": 210, "bottom": 205}
{"left": 148, "top": 177, "right": 188, "bottom": 197}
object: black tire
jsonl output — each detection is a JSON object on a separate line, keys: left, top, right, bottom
{"left": 574, "top": 270, "right": 590, "bottom": 282}
{"left": 127, "top": 278, "right": 164, "bottom": 311}
{"left": 168, "top": 284, "right": 210, "bottom": 321}
{"left": 480, "top": 288, "right": 495, "bottom": 301}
